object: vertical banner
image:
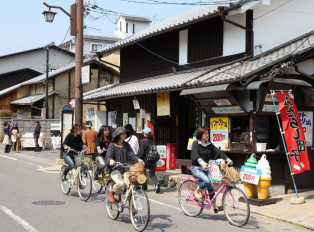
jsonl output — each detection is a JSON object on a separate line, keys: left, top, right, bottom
{"left": 123, "top": 113, "right": 128, "bottom": 127}
{"left": 275, "top": 92, "right": 310, "bottom": 174}
{"left": 299, "top": 111, "right": 313, "bottom": 147}
{"left": 157, "top": 92, "right": 170, "bottom": 116}
{"left": 210, "top": 116, "right": 229, "bottom": 150}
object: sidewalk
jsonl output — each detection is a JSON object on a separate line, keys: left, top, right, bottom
{"left": 2, "top": 147, "right": 314, "bottom": 230}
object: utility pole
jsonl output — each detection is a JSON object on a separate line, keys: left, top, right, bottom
{"left": 45, "top": 46, "right": 49, "bottom": 119}
{"left": 74, "top": 0, "right": 83, "bottom": 126}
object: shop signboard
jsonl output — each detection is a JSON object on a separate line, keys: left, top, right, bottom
{"left": 212, "top": 106, "right": 244, "bottom": 114}
{"left": 166, "top": 143, "right": 176, "bottom": 169}
{"left": 157, "top": 92, "right": 170, "bottom": 116}
{"left": 210, "top": 117, "right": 229, "bottom": 150}
{"left": 240, "top": 166, "right": 261, "bottom": 185}
{"left": 262, "top": 104, "right": 278, "bottom": 112}
{"left": 81, "top": 65, "right": 91, "bottom": 84}
{"left": 156, "top": 145, "right": 167, "bottom": 171}
{"left": 299, "top": 111, "right": 313, "bottom": 147}
{"left": 213, "top": 99, "right": 232, "bottom": 106}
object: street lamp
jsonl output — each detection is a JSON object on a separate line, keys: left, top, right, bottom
{"left": 43, "top": 1, "right": 83, "bottom": 126}
{"left": 42, "top": 9, "right": 57, "bottom": 23}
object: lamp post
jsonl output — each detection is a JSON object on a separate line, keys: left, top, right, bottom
{"left": 43, "top": 1, "right": 83, "bottom": 126}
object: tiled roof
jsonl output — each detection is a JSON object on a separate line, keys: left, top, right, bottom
{"left": 10, "top": 91, "right": 57, "bottom": 105}
{"left": 83, "top": 67, "right": 211, "bottom": 101}
{"left": 0, "top": 57, "right": 119, "bottom": 97}
{"left": 99, "top": 2, "right": 241, "bottom": 55}
{"left": 185, "top": 32, "right": 314, "bottom": 87}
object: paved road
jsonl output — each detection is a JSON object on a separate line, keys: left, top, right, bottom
{"left": 0, "top": 151, "right": 310, "bottom": 232}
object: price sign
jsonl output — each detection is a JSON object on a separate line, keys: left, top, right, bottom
{"left": 240, "top": 166, "right": 261, "bottom": 185}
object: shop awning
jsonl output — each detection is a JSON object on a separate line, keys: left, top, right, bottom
{"left": 10, "top": 91, "right": 58, "bottom": 105}
{"left": 273, "top": 78, "right": 312, "bottom": 87}
{"left": 180, "top": 83, "right": 236, "bottom": 96}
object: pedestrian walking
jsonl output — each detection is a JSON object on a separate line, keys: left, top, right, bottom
{"left": 137, "top": 127, "right": 161, "bottom": 193}
{"left": 33, "top": 121, "right": 41, "bottom": 152}
{"left": 94, "top": 125, "right": 111, "bottom": 180}
{"left": 124, "top": 124, "right": 139, "bottom": 154}
{"left": 10, "top": 123, "right": 19, "bottom": 151}
{"left": 2, "top": 122, "right": 12, "bottom": 153}
{"left": 82, "top": 121, "right": 97, "bottom": 157}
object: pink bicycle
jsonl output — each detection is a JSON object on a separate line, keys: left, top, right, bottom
{"left": 178, "top": 175, "right": 250, "bottom": 227}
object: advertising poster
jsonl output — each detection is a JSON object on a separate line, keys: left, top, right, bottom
{"left": 123, "top": 113, "right": 128, "bottom": 127}
{"left": 86, "top": 107, "right": 96, "bottom": 130}
{"left": 129, "top": 117, "right": 136, "bottom": 131}
{"left": 157, "top": 92, "right": 170, "bottom": 116}
{"left": 136, "top": 113, "right": 143, "bottom": 133}
{"left": 62, "top": 113, "right": 73, "bottom": 142}
{"left": 108, "top": 111, "right": 112, "bottom": 127}
{"left": 210, "top": 117, "right": 229, "bottom": 149}
{"left": 111, "top": 111, "right": 117, "bottom": 128}
{"left": 156, "top": 145, "right": 167, "bottom": 171}
{"left": 144, "top": 113, "right": 151, "bottom": 128}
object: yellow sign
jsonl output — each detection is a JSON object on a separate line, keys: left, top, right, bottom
{"left": 210, "top": 117, "right": 228, "bottom": 130}
{"left": 157, "top": 92, "right": 170, "bottom": 116}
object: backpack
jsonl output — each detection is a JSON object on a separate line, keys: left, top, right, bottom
{"left": 145, "top": 141, "right": 160, "bottom": 164}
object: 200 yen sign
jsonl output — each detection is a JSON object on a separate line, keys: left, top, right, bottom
{"left": 212, "top": 133, "right": 226, "bottom": 142}
{"left": 242, "top": 173, "right": 255, "bottom": 182}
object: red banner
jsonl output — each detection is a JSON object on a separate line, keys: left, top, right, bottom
{"left": 275, "top": 91, "right": 310, "bottom": 174}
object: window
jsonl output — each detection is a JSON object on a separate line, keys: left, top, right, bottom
{"left": 90, "top": 43, "right": 103, "bottom": 52}
{"left": 133, "top": 24, "right": 135, "bottom": 34}
{"left": 120, "top": 22, "right": 122, "bottom": 31}
{"left": 126, "top": 23, "right": 128, "bottom": 33}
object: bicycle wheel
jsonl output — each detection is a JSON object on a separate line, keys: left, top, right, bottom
{"left": 178, "top": 180, "right": 203, "bottom": 217}
{"left": 77, "top": 168, "right": 92, "bottom": 201}
{"left": 92, "top": 164, "right": 103, "bottom": 193}
{"left": 129, "top": 187, "right": 150, "bottom": 232}
{"left": 60, "top": 165, "right": 71, "bottom": 195}
{"left": 105, "top": 180, "right": 120, "bottom": 220}
{"left": 222, "top": 185, "right": 250, "bottom": 227}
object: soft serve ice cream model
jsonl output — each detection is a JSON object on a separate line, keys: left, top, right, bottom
{"left": 256, "top": 154, "right": 272, "bottom": 199}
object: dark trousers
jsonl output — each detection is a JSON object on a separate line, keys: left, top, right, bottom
{"left": 34, "top": 138, "right": 39, "bottom": 151}
{"left": 12, "top": 142, "right": 16, "bottom": 151}
{"left": 143, "top": 163, "right": 158, "bottom": 188}
{"left": 4, "top": 145, "right": 11, "bottom": 153}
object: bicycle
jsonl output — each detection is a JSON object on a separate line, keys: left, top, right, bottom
{"left": 87, "top": 149, "right": 110, "bottom": 193}
{"left": 105, "top": 162, "right": 150, "bottom": 232}
{"left": 178, "top": 163, "right": 250, "bottom": 227}
{"left": 60, "top": 148, "right": 93, "bottom": 201}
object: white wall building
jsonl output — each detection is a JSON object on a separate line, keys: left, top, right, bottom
{"left": 114, "top": 15, "right": 151, "bottom": 39}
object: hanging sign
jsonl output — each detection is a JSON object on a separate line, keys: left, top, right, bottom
{"left": 157, "top": 92, "right": 170, "bottom": 116}
{"left": 81, "top": 65, "right": 91, "bottom": 84}
{"left": 212, "top": 106, "right": 244, "bottom": 114}
{"left": 210, "top": 117, "right": 229, "bottom": 149}
{"left": 299, "top": 111, "right": 313, "bottom": 147}
{"left": 274, "top": 91, "right": 310, "bottom": 174}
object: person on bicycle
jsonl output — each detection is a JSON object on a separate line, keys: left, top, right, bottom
{"left": 105, "top": 127, "right": 142, "bottom": 203}
{"left": 94, "top": 125, "right": 111, "bottom": 180}
{"left": 191, "top": 127, "right": 233, "bottom": 207}
{"left": 82, "top": 121, "right": 97, "bottom": 157}
{"left": 137, "top": 127, "right": 160, "bottom": 193}
{"left": 61, "top": 124, "right": 86, "bottom": 181}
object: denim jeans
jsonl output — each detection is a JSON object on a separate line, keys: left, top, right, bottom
{"left": 190, "top": 166, "right": 215, "bottom": 199}
{"left": 34, "top": 138, "right": 39, "bottom": 151}
{"left": 63, "top": 153, "right": 80, "bottom": 175}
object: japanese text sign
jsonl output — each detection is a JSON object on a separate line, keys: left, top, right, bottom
{"left": 274, "top": 92, "right": 310, "bottom": 174}
{"left": 299, "top": 111, "right": 313, "bottom": 147}
{"left": 210, "top": 117, "right": 228, "bottom": 130}
{"left": 240, "top": 166, "right": 261, "bottom": 185}
{"left": 210, "top": 117, "right": 229, "bottom": 150}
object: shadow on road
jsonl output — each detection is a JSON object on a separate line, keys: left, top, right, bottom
{"left": 147, "top": 214, "right": 175, "bottom": 231}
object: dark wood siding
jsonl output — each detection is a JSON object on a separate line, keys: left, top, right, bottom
{"left": 188, "top": 17, "right": 223, "bottom": 63}
{"left": 120, "top": 31, "right": 179, "bottom": 82}
{"left": 0, "top": 69, "right": 41, "bottom": 91}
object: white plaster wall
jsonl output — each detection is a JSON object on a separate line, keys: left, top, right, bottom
{"left": 114, "top": 18, "right": 127, "bottom": 39}
{"left": 253, "top": 0, "right": 314, "bottom": 55}
{"left": 289, "top": 59, "right": 314, "bottom": 75}
{"left": 179, "top": 29, "right": 188, "bottom": 65}
{"left": 114, "top": 18, "right": 150, "bottom": 39}
{"left": 223, "top": 13, "right": 246, "bottom": 56}
{"left": 0, "top": 49, "right": 74, "bottom": 75}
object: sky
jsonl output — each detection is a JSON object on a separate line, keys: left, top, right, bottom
{"left": 0, "top": 0, "right": 205, "bottom": 56}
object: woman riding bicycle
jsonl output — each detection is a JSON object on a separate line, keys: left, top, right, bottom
{"left": 191, "top": 127, "right": 233, "bottom": 207}
{"left": 61, "top": 124, "right": 86, "bottom": 181}
{"left": 94, "top": 125, "right": 112, "bottom": 180}
{"left": 105, "top": 127, "right": 142, "bottom": 203}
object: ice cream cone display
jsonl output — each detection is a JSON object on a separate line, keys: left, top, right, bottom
{"left": 243, "top": 182, "right": 255, "bottom": 198}
{"left": 256, "top": 155, "right": 272, "bottom": 199}
{"left": 245, "top": 154, "right": 258, "bottom": 168}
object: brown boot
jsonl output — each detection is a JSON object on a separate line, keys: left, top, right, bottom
{"left": 109, "top": 189, "right": 116, "bottom": 203}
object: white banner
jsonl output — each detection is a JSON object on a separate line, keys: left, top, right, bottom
{"left": 299, "top": 111, "right": 313, "bottom": 147}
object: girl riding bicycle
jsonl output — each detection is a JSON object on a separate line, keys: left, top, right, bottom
{"left": 191, "top": 127, "right": 233, "bottom": 208}
{"left": 94, "top": 125, "right": 112, "bottom": 180}
{"left": 62, "top": 124, "right": 86, "bottom": 181}
{"left": 105, "top": 127, "right": 143, "bottom": 203}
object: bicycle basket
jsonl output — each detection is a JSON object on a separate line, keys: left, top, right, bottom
{"left": 220, "top": 164, "right": 241, "bottom": 183}
{"left": 129, "top": 162, "right": 146, "bottom": 185}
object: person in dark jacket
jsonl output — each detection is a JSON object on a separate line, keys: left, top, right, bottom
{"left": 191, "top": 127, "right": 233, "bottom": 208}
{"left": 33, "top": 121, "right": 41, "bottom": 152}
{"left": 105, "top": 127, "right": 142, "bottom": 203}
{"left": 94, "top": 125, "right": 111, "bottom": 180}
{"left": 137, "top": 127, "right": 160, "bottom": 193}
{"left": 61, "top": 124, "right": 86, "bottom": 181}
{"left": 2, "top": 122, "right": 11, "bottom": 153}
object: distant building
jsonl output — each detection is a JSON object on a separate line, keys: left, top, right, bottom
{"left": 114, "top": 15, "right": 151, "bottom": 39}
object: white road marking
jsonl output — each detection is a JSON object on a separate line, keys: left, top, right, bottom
{"left": 0, "top": 154, "right": 18, "bottom": 160}
{"left": 1, "top": 205, "right": 39, "bottom": 232}
{"left": 149, "top": 198, "right": 181, "bottom": 211}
